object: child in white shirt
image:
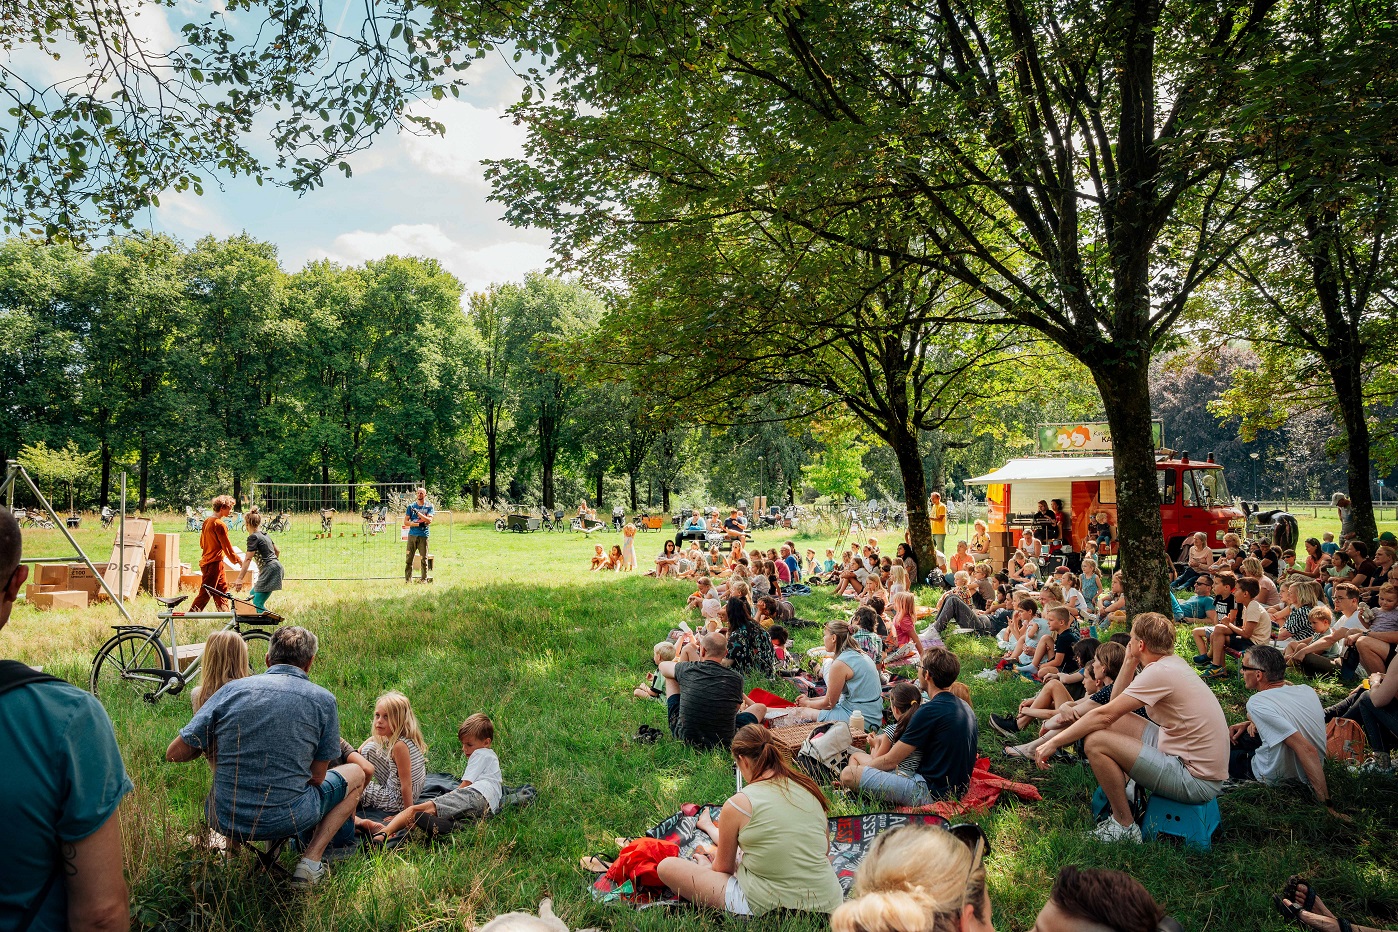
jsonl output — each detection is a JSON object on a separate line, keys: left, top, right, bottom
{"left": 366, "top": 713, "right": 502, "bottom": 840}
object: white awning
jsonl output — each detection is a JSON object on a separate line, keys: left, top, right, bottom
{"left": 963, "top": 456, "right": 1118, "bottom": 486}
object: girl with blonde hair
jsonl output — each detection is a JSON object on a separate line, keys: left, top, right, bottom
{"left": 656, "top": 724, "right": 843, "bottom": 916}
{"left": 887, "top": 564, "right": 908, "bottom": 598}
{"left": 831, "top": 822, "right": 993, "bottom": 932}
{"left": 359, "top": 691, "right": 429, "bottom": 813}
{"left": 190, "top": 629, "right": 251, "bottom": 714}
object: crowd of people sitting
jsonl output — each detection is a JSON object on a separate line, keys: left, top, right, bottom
{"left": 4, "top": 493, "right": 1395, "bottom": 932}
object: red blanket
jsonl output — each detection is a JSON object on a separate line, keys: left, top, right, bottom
{"left": 746, "top": 687, "right": 796, "bottom": 710}
{"left": 898, "top": 757, "right": 1041, "bottom": 817}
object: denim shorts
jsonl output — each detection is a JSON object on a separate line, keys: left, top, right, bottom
{"left": 858, "top": 768, "right": 933, "bottom": 807}
{"left": 316, "top": 770, "right": 349, "bottom": 819}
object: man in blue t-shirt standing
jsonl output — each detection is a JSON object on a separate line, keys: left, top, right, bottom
{"left": 839, "top": 647, "right": 978, "bottom": 806}
{"left": 0, "top": 507, "right": 132, "bottom": 930}
{"left": 403, "top": 487, "right": 434, "bottom": 583}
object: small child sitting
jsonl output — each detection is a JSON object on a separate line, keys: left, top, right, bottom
{"left": 1320, "top": 532, "right": 1339, "bottom": 556}
{"left": 770, "top": 625, "right": 792, "bottom": 668}
{"left": 589, "top": 544, "right": 606, "bottom": 570}
{"left": 366, "top": 714, "right": 502, "bottom": 840}
{"left": 635, "top": 642, "right": 677, "bottom": 699}
{"left": 1088, "top": 511, "right": 1114, "bottom": 550}
{"left": 687, "top": 577, "right": 715, "bottom": 610}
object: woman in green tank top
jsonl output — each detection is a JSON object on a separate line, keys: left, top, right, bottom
{"left": 656, "top": 724, "right": 844, "bottom": 916}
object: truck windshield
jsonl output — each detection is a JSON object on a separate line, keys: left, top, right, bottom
{"left": 1187, "top": 469, "right": 1229, "bottom": 507}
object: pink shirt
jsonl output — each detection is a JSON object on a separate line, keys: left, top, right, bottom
{"left": 893, "top": 613, "right": 916, "bottom": 647}
{"left": 1124, "top": 655, "right": 1229, "bottom": 781}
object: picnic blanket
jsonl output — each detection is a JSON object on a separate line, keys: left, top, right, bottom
{"left": 897, "top": 756, "right": 1042, "bottom": 818}
{"left": 590, "top": 806, "right": 949, "bottom": 907}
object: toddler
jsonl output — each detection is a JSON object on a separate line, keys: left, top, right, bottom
{"left": 635, "top": 642, "right": 677, "bottom": 698}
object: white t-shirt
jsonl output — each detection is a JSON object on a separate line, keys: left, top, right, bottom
{"left": 1335, "top": 610, "right": 1364, "bottom": 633}
{"left": 461, "top": 747, "right": 503, "bottom": 812}
{"left": 1247, "top": 685, "right": 1326, "bottom": 785}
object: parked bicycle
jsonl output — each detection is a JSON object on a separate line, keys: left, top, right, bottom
{"left": 361, "top": 504, "right": 389, "bottom": 535}
{"left": 13, "top": 508, "right": 55, "bottom": 530}
{"left": 266, "top": 510, "right": 291, "bottom": 533}
{"left": 89, "top": 589, "right": 282, "bottom": 704}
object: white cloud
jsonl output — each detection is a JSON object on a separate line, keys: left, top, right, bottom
{"left": 153, "top": 190, "right": 234, "bottom": 239}
{"left": 400, "top": 101, "right": 530, "bottom": 187}
{"left": 317, "top": 223, "right": 550, "bottom": 295}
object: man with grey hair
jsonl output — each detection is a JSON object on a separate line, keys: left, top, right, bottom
{"left": 166, "top": 625, "right": 364, "bottom": 886}
{"left": 1229, "top": 645, "right": 1330, "bottom": 807}
{"left": 1, "top": 507, "right": 132, "bottom": 928}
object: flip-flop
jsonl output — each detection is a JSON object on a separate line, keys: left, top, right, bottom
{"left": 580, "top": 854, "right": 614, "bottom": 873}
{"left": 1002, "top": 745, "right": 1034, "bottom": 760}
{"left": 613, "top": 836, "right": 635, "bottom": 848}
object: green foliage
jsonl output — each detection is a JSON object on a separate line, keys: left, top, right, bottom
{"left": 16, "top": 440, "right": 99, "bottom": 511}
{"left": 802, "top": 419, "right": 869, "bottom": 500}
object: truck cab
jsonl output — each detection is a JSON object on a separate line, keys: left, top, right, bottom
{"left": 1156, "top": 453, "right": 1245, "bottom": 560}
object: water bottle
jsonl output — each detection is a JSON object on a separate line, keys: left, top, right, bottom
{"left": 849, "top": 710, "right": 865, "bottom": 735}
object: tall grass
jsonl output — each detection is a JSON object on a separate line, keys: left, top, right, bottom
{"left": 3, "top": 518, "right": 1396, "bottom": 930}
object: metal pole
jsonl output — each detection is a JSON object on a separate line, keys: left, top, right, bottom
{"left": 118, "top": 472, "right": 126, "bottom": 605}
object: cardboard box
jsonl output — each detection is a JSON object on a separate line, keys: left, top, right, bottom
{"left": 180, "top": 573, "right": 204, "bottom": 592}
{"left": 25, "top": 583, "right": 59, "bottom": 600}
{"left": 34, "top": 564, "right": 69, "bottom": 587}
{"left": 66, "top": 563, "right": 110, "bottom": 599}
{"left": 152, "top": 533, "right": 180, "bottom": 569}
{"left": 28, "top": 590, "right": 89, "bottom": 610}
{"left": 153, "top": 563, "right": 181, "bottom": 598}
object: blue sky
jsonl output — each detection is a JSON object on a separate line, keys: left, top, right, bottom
{"left": 135, "top": 26, "right": 554, "bottom": 295}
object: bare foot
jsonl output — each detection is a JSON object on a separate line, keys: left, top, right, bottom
{"left": 696, "top": 808, "right": 718, "bottom": 838}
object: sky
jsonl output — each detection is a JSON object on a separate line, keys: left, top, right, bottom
{"left": 133, "top": 25, "right": 554, "bottom": 297}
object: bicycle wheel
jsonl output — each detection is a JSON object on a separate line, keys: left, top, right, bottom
{"left": 240, "top": 628, "right": 273, "bottom": 673}
{"left": 90, "top": 629, "right": 172, "bottom": 702}
{"left": 947, "top": 511, "right": 961, "bottom": 538}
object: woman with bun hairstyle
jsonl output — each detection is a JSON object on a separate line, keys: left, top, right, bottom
{"left": 832, "top": 822, "right": 993, "bottom": 932}
{"left": 656, "top": 724, "right": 843, "bottom": 916}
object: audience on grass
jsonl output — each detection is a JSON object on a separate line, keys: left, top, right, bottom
{"left": 1353, "top": 648, "right": 1398, "bottom": 772}
{"left": 840, "top": 648, "right": 978, "bottom": 806}
{"left": 657, "top": 724, "right": 843, "bottom": 916}
{"left": 1033, "top": 612, "right": 1228, "bottom": 843}
{"left": 1194, "top": 576, "right": 1272, "bottom": 679}
{"left": 166, "top": 625, "right": 365, "bottom": 886}
{"left": 1, "top": 507, "right": 133, "bottom": 930}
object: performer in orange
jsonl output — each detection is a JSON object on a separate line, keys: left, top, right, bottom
{"left": 191, "top": 495, "right": 239, "bottom": 611}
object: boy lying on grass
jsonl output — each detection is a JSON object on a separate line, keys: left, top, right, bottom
{"left": 362, "top": 713, "right": 501, "bottom": 842}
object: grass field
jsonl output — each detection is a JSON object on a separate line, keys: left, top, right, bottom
{"left": 3, "top": 515, "right": 1396, "bottom": 931}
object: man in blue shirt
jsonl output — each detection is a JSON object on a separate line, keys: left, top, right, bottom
{"left": 166, "top": 626, "right": 365, "bottom": 886}
{"left": 403, "top": 487, "right": 434, "bottom": 583}
{"left": 0, "top": 507, "right": 132, "bottom": 930}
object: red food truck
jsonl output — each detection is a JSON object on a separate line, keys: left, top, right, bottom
{"left": 965, "top": 450, "right": 1245, "bottom": 562}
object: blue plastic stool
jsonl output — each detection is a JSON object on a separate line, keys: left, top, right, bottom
{"left": 1090, "top": 787, "right": 1220, "bottom": 849}
{"left": 1140, "top": 795, "right": 1220, "bottom": 849}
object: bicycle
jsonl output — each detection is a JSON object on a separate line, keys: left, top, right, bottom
{"left": 13, "top": 508, "right": 56, "bottom": 530}
{"left": 89, "top": 589, "right": 283, "bottom": 704}
{"left": 266, "top": 510, "right": 291, "bottom": 533}
{"left": 945, "top": 492, "right": 976, "bottom": 539}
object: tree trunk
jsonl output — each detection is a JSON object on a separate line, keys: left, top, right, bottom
{"left": 595, "top": 470, "right": 604, "bottom": 510}
{"left": 661, "top": 483, "right": 671, "bottom": 513}
{"left": 470, "top": 482, "right": 480, "bottom": 511}
{"left": 138, "top": 438, "right": 149, "bottom": 512}
{"left": 629, "top": 473, "right": 638, "bottom": 511}
{"left": 321, "top": 446, "right": 331, "bottom": 508}
{"left": 539, "top": 414, "right": 557, "bottom": 509}
{"left": 486, "top": 401, "right": 499, "bottom": 504}
{"left": 1095, "top": 361, "right": 1173, "bottom": 618}
{"left": 233, "top": 472, "right": 242, "bottom": 511}
{"left": 890, "top": 424, "right": 933, "bottom": 581}
{"left": 99, "top": 437, "right": 110, "bottom": 509}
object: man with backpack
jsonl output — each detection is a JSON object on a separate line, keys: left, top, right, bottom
{"left": 0, "top": 507, "right": 132, "bottom": 930}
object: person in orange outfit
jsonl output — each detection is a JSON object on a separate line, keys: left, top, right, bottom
{"left": 191, "top": 495, "right": 239, "bottom": 611}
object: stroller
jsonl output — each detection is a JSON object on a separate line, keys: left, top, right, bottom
{"left": 612, "top": 505, "right": 626, "bottom": 530}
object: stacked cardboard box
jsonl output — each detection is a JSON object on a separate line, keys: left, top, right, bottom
{"left": 179, "top": 568, "right": 203, "bottom": 592}
{"left": 65, "top": 563, "right": 110, "bottom": 600}
{"left": 27, "top": 590, "right": 88, "bottom": 610}
{"left": 24, "top": 563, "right": 89, "bottom": 608}
{"left": 986, "top": 530, "right": 1014, "bottom": 568}
{"left": 151, "top": 533, "right": 181, "bottom": 598}
{"left": 101, "top": 517, "right": 155, "bottom": 602}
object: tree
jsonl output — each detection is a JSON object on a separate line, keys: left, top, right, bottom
{"left": 488, "top": 0, "right": 1284, "bottom": 614}
{"left": 81, "top": 233, "right": 193, "bottom": 509}
{"left": 466, "top": 286, "right": 516, "bottom": 505}
{"left": 0, "top": 0, "right": 504, "bottom": 237}
{"left": 1207, "top": 8, "right": 1398, "bottom": 541}
{"left": 495, "top": 274, "right": 605, "bottom": 509}
{"left": 0, "top": 240, "right": 89, "bottom": 471}
{"left": 184, "top": 235, "right": 286, "bottom": 506}
{"left": 802, "top": 419, "right": 870, "bottom": 501}
{"left": 17, "top": 440, "right": 100, "bottom": 513}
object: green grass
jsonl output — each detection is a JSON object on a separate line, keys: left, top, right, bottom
{"left": 3, "top": 518, "right": 1396, "bottom": 931}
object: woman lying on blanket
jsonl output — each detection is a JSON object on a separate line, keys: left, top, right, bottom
{"left": 657, "top": 724, "right": 844, "bottom": 917}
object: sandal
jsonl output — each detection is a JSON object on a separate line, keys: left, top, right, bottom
{"left": 580, "top": 853, "right": 614, "bottom": 873}
{"left": 1002, "top": 745, "right": 1035, "bottom": 760}
{"left": 1283, "top": 876, "right": 1317, "bottom": 913}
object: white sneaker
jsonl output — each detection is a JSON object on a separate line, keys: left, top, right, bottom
{"left": 1089, "top": 818, "right": 1142, "bottom": 843}
{"left": 291, "top": 858, "right": 326, "bottom": 887}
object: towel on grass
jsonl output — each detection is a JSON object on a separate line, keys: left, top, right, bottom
{"left": 897, "top": 756, "right": 1041, "bottom": 818}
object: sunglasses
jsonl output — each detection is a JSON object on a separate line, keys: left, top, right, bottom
{"left": 1240, "top": 664, "right": 1263, "bottom": 672}
{"left": 945, "top": 822, "right": 990, "bottom": 913}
